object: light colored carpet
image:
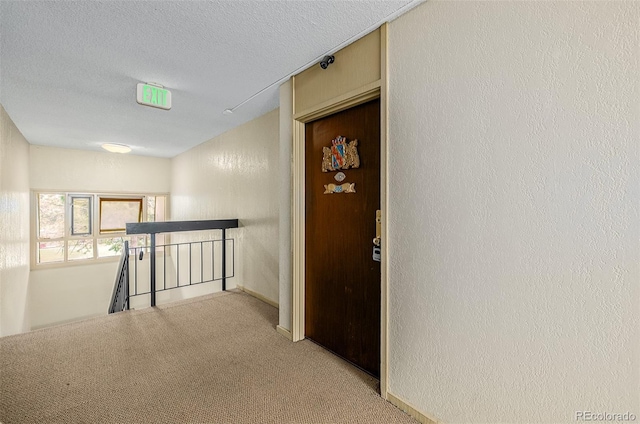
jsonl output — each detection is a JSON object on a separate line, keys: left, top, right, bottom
{"left": 0, "top": 291, "right": 416, "bottom": 424}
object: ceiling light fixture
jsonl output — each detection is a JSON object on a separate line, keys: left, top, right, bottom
{"left": 102, "top": 143, "right": 132, "bottom": 154}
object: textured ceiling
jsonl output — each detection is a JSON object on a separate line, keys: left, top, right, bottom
{"left": 0, "top": 0, "right": 418, "bottom": 158}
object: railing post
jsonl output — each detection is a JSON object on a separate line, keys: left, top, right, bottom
{"left": 150, "top": 233, "right": 156, "bottom": 307}
{"left": 222, "top": 228, "right": 226, "bottom": 291}
{"left": 124, "top": 240, "right": 130, "bottom": 311}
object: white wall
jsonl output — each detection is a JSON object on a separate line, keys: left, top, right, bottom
{"left": 388, "top": 2, "right": 639, "bottom": 423}
{"left": 30, "top": 145, "right": 171, "bottom": 193}
{"left": 29, "top": 146, "right": 171, "bottom": 328}
{"left": 172, "top": 108, "right": 280, "bottom": 305}
{"left": 0, "top": 105, "right": 31, "bottom": 336}
{"left": 29, "top": 261, "right": 118, "bottom": 328}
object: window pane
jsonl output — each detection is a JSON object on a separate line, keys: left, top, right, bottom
{"left": 99, "top": 198, "right": 142, "bottom": 233}
{"left": 38, "top": 241, "right": 64, "bottom": 263}
{"left": 155, "top": 196, "right": 166, "bottom": 222}
{"left": 71, "top": 196, "right": 92, "bottom": 235}
{"left": 98, "top": 236, "right": 146, "bottom": 257}
{"left": 129, "top": 236, "right": 147, "bottom": 249}
{"left": 38, "top": 194, "right": 65, "bottom": 239}
{"left": 68, "top": 239, "right": 93, "bottom": 261}
{"left": 147, "top": 196, "right": 156, "bottom": 222}
{"left": 97, "top": 237, "right": 126, "bottom": 257}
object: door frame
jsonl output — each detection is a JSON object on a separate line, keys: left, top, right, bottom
{"left": 290, "top": 24, "right": 389, "bottom": 398}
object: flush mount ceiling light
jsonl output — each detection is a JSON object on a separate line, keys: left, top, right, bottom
{"left": 101, "top": 143, "right": 131, "bottom": 153}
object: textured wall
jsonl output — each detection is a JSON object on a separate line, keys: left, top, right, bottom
{"left": 0, "top": 105, "right": 31, "bottom": 336}
{"left": 279, "top": 81, "right": 293, "bottom": 330}
{"left": 293, "top": 28, "right": 381, "bottom": 114}
{"left": 30, "top": 145, "right": 171, "bottom": 192}
{"left": 30, "top": 262, "right": 120, "bottom": 329}
{"left": 388, "top": 2, "right": 639, "bottom": 423}
{"left": 171, "top": 109, "right": 280, "bottom": 305}
{"left": 29, "top": 146, "right": 171, "bottom": 328}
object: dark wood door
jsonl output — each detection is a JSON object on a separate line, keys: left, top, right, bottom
{"left": 305, "top": 99, "right": 380, "bottom": 377}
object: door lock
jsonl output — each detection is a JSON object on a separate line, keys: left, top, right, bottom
{"left": 372, "top": 246, "right": 381, "bottom": 262}
{"left": 373, "top": 210, "right": 381, "bottom": 262}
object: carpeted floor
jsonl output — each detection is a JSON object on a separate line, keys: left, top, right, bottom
{"left": 0, "top": 291, "right": 416, "bottom": 424}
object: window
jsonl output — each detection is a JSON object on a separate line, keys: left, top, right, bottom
{"left": 71, "top": 196, "right": 92, "bottom": 235}
{"left": 99, "top": 198, "right": 143, "bottom": 233}
{"left": 34, "top": 192, "right": 167, "bottom": 266}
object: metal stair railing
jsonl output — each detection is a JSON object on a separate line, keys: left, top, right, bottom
{"left": 108, "top": 240, "right": 130, "bottom": 314}
{"left": 108, "top": 219, "right": 239, "bottom": 313}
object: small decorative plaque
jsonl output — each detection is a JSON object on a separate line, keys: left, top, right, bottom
{"left": 323, "top": 183, "right": 356, "bottom": 194}
{"left": 334, "top": 172, "right": 346, "bottom": 182}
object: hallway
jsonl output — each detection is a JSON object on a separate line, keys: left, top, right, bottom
{"left": 0, "top": 291, "right": 416, "bottom": 423}
{"left": 1, "top": 2, "right": 637, "bottom": 422}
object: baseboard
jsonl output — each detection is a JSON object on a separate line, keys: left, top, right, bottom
{"left": 236, "top": 285, "right": 279, "bottom": 308}
{"left": 236, "top": 286, "right": 291, "bottom": 340}
{"left": 387, "top": 392, "right": 440, "bottom": 424}
{"left": 275, "top": 325, "right": 292, "bottom": 340}
{"left": 30, "top": 313, "right": 104, "bottom": 331}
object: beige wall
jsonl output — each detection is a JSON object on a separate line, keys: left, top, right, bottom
{"left": 30, "top": 261, "right": 118, "bottom": 328}
{"left": 0, "top": 105, "right": 31, "bottom": 336}
{"left": 171, "top": 108, "right": 280, "bottom": 305}
{"left": 387, "top": 2, "right": 639, "bottom": 423}
{"left": 278, "top": 80, "right": 293, "bottom": 330}
{"left": 293, "top": 28, "right": 381, "bottom": 114}
{"left": 30, "top": 145, "right": 171, "bottom": 193}
{"left": 29, "top": 146, "right": 171, "bottom": 328}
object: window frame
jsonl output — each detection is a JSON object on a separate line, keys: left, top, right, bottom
{"left": 70, "top": 195, "right": 93, "bottom": 236}
{"left": 32, "top": 190, "right": 168, "bottom": 269}
{"left": 98, "top": 197, "right": 143, "bottom": 234}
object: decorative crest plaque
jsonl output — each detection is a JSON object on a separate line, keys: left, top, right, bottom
{"left": 321, "top": 135, "right": 360, "bottom": 172}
